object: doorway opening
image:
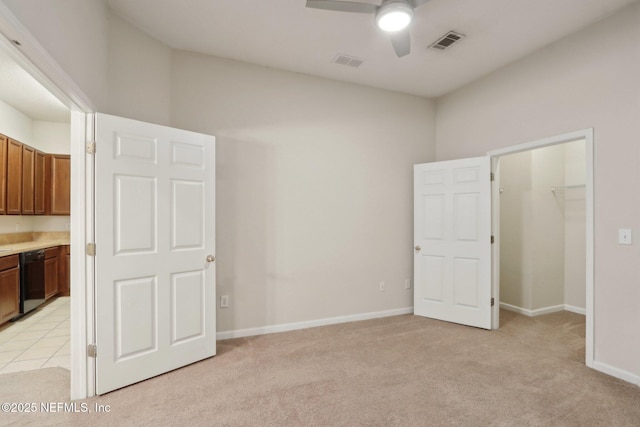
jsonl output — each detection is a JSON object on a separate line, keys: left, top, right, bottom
{"left": 0, "top": 40, "right": 72, "bottom": 375}
{"left": 488, "top": 129, "right": 594, "bottom": 368}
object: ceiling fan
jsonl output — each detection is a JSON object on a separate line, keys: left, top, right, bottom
{"left": 306, "top": 0, "right": 432, "bottom": 57}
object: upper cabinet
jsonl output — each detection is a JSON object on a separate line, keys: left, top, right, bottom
{"left": 6, "top": 138, "right": 22, "bottom": 215}
{"left": 46, "top": 154, "right": 70, "bottom": 215}
{"left": 0, "top": 134, "right": 70, "bottom": 216}
{"left": 21, "top": 144, "right": 35, "bottom": 215}
{"left": 34, "top": 151, "right": 46, "bottom": 215}
{"left": 0, "top": 136, "right": 6, "bottom": 215}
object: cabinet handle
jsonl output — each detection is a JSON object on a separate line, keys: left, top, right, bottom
{"left": 206, "top": 255, "right": 215, "bottom": 263}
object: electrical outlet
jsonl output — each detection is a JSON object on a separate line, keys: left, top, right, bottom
{"left": 220, "top": 295, "right": 229, "bottom": 308}
{"left": 379, "top": 281, "right": 385, "bottom": 292}
{"left": 404, "top": 279, "right": 411, "bottom": 289}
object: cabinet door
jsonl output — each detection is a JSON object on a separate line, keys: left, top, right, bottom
{"left": 48, "top": 154, "right": 70, "bottom": 215}
{"left": 45, "top": 255, "right": 59, "bottom": 300}
{"left": 0, "top": 135, "right": 7, "bottom": 215}
{"left": 0, "top": 266, "right": 20, "bottom": 325}
{"left": 34, "top": 150, "right": 46, "bottom": 214}
{"left": 6, "top": 139, "right": 22, "bottom": 215}
{"left": 21, "top": 144, "right": 35, "bottom": 215}
{"left": 58, "top": 245, "right": 70, "bottom": 296}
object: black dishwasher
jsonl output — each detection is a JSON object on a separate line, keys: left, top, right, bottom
{"left": 18, "top": 249, "right": 46, "bottom": 316}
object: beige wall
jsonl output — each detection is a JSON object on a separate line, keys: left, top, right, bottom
{"left": 499, "top": 143, "right": 581, "bottom": 312}
{"left": 0, "top": 98, "right": 31, "bottom": 142}
{"left": 436, "top": 2, "right": 640, "bottom": 377}
{"left": 530, "top": 144, "right": 565, "bottom": 310}
{"left": 564, "top": 141, "right": 586, "bottom": 309}
{"left": 107, "top": 12, "right": 172, "bottom": 126}
{"left": 499, "top": 150, "right": 533, "bottom": 309}
{"left": 32, "top": 121, "right": 70, "bottom": 154}
{"left": 170, "top": 51, "right": 435, "bottom": 332}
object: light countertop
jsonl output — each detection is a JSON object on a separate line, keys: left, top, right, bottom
{"left": 0, "top": 239, "right": 70, "bottom": 257}
{"left": 0, "top": 232, "right": 70, "bottom": 257}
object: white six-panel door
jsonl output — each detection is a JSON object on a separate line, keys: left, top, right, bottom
{"left": 414, "top": 157, "right": 492, "bottom": 329}
{"left": 95, "top": 114, "right": 216, "bottom": 394}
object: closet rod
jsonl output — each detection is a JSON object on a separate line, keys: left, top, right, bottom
{"left": 551, "top": 184, "right": 585, "bottom": 193}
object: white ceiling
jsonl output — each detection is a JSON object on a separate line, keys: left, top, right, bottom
{"left": 0, "top": 47, "right": 69, "bottom": 123}
{"left": 108, "top": 0, "right": 636, "bottom": 98}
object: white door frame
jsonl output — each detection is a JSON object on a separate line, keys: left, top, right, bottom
{"left": 487, "top": 128, "right": 594, "bottom": 368}
{"left": 0, "top": 4, "right": 96, "bottom": 399}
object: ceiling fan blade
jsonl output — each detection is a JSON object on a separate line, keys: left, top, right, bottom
{"left": 389, "top": 30, "right": 410, "bottom": 57}
{"left": 411, "top": 0, "right": 432, "bottom": 7}
{"left": 306, "top": 0, "right": 378, "bottom": 14}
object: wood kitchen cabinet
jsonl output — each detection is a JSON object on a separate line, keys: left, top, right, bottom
{"left": 46, "top": 154, "right": 70, "bottom": 215}
{"left": 44, "top": 246, "right": 60, "bottom": 300}
{"left": 0, "top": 255, "right": 19, "bottom": 325}
{"left": 21, "top": 144, "right": 35, "bottom": 215}
{"left": 34, "top": 150, "right": 46, "bottom": 215}
{"left": 6, "top": 139, "right": 22, "bottom": 215}
{"left": 0, "top": 132, "right": 70, "bottom": 217}
{"left": 0, "top": 135, "right": 7, "bottom": 215}
{"left": 58, "top": 245, "right": 70, "bottom": 297}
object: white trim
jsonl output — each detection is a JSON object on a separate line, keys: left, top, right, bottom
{"left": 490, "top": 156, "right": 501, "bottom": 329}
{"left": 69, "top": 112, "right": 88, "bottom": 400}
{"left": 0, "top": 4, "right": 96, "bottom": 400}
{"left": 584, "top": 129, "right": 595, "bottom": 368}
{"left": 564, "top": 304, "right": 586, "bottom": 316}
{"left": 487, "top": 129, "right": 591, "bottom": 158}
{"left": 216, "top": 307, "right": 414, "bottom": 340}
{"left": 500, "top": 302, "right": 586, "bottom": 317}
{"left": 592, "top": 361, "right": 640, "bottom": 387}
{"left": 488, "top": 129, "right": 594, "bottom": 369}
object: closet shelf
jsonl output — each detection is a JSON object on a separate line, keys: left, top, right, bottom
{"left": 551, "top": 184, "right": 585, "bottom": 193}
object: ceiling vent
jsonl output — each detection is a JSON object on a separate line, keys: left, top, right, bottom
{"left": 332, "top": 54, "right": 364, "bottom": 68}
{"left": 429, "top": 31, "right": 465, "bottom": 51}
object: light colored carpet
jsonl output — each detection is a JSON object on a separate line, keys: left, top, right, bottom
{"left": 2, "top": 310, "right": 640, "bottom": 426}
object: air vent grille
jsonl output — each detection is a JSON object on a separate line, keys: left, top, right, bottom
{"left": 332, "top": 54, "right": 364, "bottom": 68}
{"left": 429, "top": 31, "right": 465, "bottom": 51}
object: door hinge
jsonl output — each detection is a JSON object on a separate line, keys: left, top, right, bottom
{"left": 491, "top": 298, "right": 495, "bottom": 307}
{"left": 87, "top": 141, "right": 96, "bottom": 154}
{"left": 491, "top": 235, "right": 495, "bottom": 244}
{"left": 88, "top": 344, "right": 97, "bottom": 357}
{"left": 490, "top": 172, "right": 495, "bottom": 181}
{"left": 86, "top": 243, "right": 96, "bottom": 256}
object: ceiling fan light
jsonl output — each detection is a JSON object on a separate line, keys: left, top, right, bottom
{"left": 375, "top": 2, "right": 414, "bottom": 32}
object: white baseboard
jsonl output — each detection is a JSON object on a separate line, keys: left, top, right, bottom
{"left": 564, "top": 304, "right": 586, "bottom": 315}
{"left": 499, "top": 302, "right": 532, "bottom": 316}
{"left": 216, "top": 307, "right": 414, "bottom": 340}
{"left": 499, "top": 302, "right": 586, "bottom": 317}
{"left": 592, "top": 361, "right": 640, "bottom": 387}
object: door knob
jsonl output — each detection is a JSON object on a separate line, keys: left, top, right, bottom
{"left": 206, "top": 255, "right": 215, "bottom": 263}
{"left": 414, "top": 245, "right": 421, "bottom": 251}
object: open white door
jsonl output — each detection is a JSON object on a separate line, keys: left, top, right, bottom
{"left": 414, "top": 157, "right": 492, "bottom": 329}
{"left": 95, "top": 113, "right": 216, "bottom": 394}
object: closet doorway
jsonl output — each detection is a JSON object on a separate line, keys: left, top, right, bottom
{"left": 489, "top": 130, "right": 594, "bottom": 367}
{"left": 499, "top": 140, "right": 586, "bottom": 316}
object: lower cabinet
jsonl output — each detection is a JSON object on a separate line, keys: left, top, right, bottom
{"left": 44, "top": 247, "right": 60, "bottom": 300}
{"left": 0, "top": 246, "right": 69, "bottom": 325}
{"left": 59, "top": 245, "right": 70, "bottom": 297}
{"left": 0, "top": 255, "right": 19, "bottom": 325}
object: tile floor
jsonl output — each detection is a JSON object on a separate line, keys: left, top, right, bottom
{"left": 0, "top": 296, "right": 70, "bottom": 374}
